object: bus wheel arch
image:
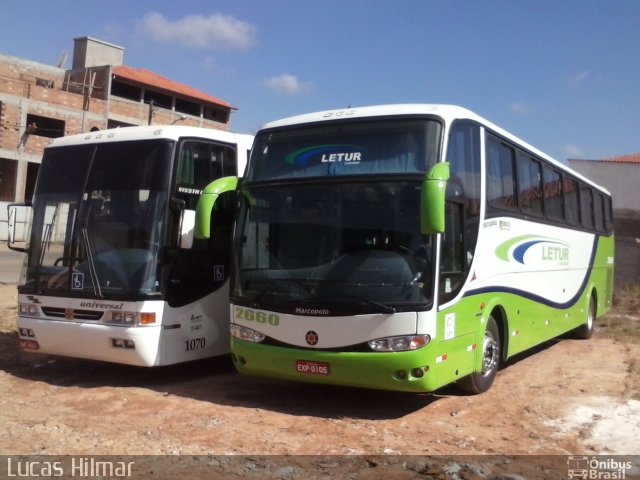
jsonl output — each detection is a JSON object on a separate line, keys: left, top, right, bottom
{"left": 457, "top": 310, "right": 502, "bottom": 395}
{"left": 489, "top": 306, "right": 508, "bottom": 362}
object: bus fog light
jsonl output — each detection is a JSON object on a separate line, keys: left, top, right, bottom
{"left": 124, "top": 339, "right": 135, "bottom": 349}
{"left": 19, "top": 327, "right": 36, "bottom": 337}
{"left": 411, "top": 367, "right": 425, "bottom": 378}
{"left": 232, "top": 353, "right": 247, "bottom": 365}
{"left": 231, "top": 324, "right": 266, "bottom": 343}
{"left": 20, "top": 339, "right": 40, "bottom": 350}
{"left": 368, "top": 334, "right": 431, "bottom": 352}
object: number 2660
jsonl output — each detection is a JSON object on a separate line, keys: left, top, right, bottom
{"left": 235, "top": 307, "right": 280, "bottom": 326}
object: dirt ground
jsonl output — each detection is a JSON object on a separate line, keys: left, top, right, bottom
{"left": 0, "top": 282, "right": 639, "bottom": 478}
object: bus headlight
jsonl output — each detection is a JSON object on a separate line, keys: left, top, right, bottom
{"left": 112, "top": 311, "right": 135, "bottom": 324}
{"left": 110, "top": 311, "right": 155, "bottom": 326}
{"left": 231, "top": 324, "right": 266, "bottom": 343}
{"left": 368, "top": 334, "right": 431, "bottom": 352}
{"left": 18, "top": 303, "right": 39, "bottom": 316}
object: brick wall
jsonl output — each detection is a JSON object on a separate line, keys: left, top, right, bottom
{"left": 1, "top": 51, "right": 232, "bottom": 214}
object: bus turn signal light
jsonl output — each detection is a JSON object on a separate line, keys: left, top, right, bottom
{"left": 139, "top": 313, "right": 156, "bottom": 325}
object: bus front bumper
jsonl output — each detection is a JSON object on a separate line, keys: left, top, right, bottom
{"left": 231, "top": 338, "right": 441, "bottom": 393}
{"left": 17, "top": 316, "right": 163, "bottom": 367}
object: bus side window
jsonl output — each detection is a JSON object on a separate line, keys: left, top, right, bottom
{"left": 603, "top": 196, "right": 613, "bottom": 233}
{"left": 486, "top": 137, "right": 516, "bottom": 212}
{"left": 176, "top": 141, "right": 237, "bottom": 209}
{"left": 439, "top": 122, "right": 481, "bottom": 304}
{"left": 439, "top": 198, "right": 465, "bottom": 304}
{"left": 517, "top": 154, "right": 543, "bottom": 217}
{"left": 579, "top": 183, "right": 594, "bottom": 229}
{"left": 543, "top": 166, "right": 564, "bottom": 222}
{"left": 593, "top": 192, "right": 605, "bottom": 232}
{"left": 563, "top": 176, "right": 581, "bottom": 226}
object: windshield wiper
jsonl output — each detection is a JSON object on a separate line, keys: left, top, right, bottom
{"left": 251, "top": 283, "right": 277, "bottom": 308}
{"left": 351, "top": 297, "right": 397, "bottom": 314}
{"left": 251, "top": 278, "right": 313, "bottom": 307}
{"left": 81, "top": 227, "right": 103, "bottom": 298}
{"left": 308, "top": 296, "right": 397, "bottom": 314}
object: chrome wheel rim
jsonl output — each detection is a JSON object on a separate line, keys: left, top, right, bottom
{"left": 481, "top": 330, "right": 499, "bottom": 376}
{"left": 587, "top": 299, "right": 595, "bottom": 330}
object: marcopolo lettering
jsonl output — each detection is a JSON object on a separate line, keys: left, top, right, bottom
{"left": 295, "top": 307, "right": 330, "bottom": 316}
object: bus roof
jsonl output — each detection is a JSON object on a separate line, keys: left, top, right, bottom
{"left": 46, "top": 125, "right": 253, "bottom": 151}
{"left": 259, "top": 104, "right": 609, "bottom": 195}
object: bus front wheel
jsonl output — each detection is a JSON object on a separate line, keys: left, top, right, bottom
{"left": 458, "top": 316, "right": 500, "bottom": 395}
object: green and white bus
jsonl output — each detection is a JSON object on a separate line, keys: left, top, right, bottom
{"left": 197, "top": 104, "right": 614, "bottom": 393}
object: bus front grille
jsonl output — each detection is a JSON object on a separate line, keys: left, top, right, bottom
{"left": 41, "top": 307, "right": 104, "bottom": 321}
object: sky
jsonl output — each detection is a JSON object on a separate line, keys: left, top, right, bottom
{"left": 1, "top": 0, "right": 639, "bottom": 162}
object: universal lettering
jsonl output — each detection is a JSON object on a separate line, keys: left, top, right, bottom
{"left": 79, "top": 301, "right": 124, "bottom": 310}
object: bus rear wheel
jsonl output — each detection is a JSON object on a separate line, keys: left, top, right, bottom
{"left": 574, "top": 296, "right": 596, "bottom": 340}
{"left": 458, "top": 316, "right": 500, "bottom": 395}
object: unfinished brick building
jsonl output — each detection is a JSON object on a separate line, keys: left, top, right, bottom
{"left": 0, "top": 36, "right": 236, "bottom": 221}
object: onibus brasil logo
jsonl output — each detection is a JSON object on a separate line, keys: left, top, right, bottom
{"left": 567, "top": 456, "right": 633, "bottom": 479}
{"left": 496, "top": 235, "right": 570, "bottom": 266}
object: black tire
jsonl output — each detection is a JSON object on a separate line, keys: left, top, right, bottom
{"left": 574, "top": 295, "right": 596, "bottom": 340}
{"left": 458, "top": 315, "right": 501, "bottom": 394}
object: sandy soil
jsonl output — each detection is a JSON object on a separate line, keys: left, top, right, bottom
{"left": 0, "top": 283, "right": 638, "bottom": 478}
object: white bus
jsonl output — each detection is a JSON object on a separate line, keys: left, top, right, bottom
{"left": 197, "top": 104, "right": 614, "bottom": 393}
{"left": 8, "top": 125, "right": 253, "bottom": 366}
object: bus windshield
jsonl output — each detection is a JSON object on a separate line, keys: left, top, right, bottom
{"left": 246, "top": 118, "right": 442, "bottom": 182}
{"left": 233, "top": 180, "right": 436, "bottom": 314}
{"left": 24, "top": 140, "right": 173, "bottom": 298}
{"left": 234, "top": 118, "right": 442, "bottom": 314}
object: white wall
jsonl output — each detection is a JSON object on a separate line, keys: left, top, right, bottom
{"left": 569, "top": 160, "right": 639, "bottom": 213}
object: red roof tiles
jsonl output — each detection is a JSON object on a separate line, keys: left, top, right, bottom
{"left": 604, "top": 153, "right": 640, "bottom": 164}
{"left": 112, "top": 65, "right": 234, "bottom": 110}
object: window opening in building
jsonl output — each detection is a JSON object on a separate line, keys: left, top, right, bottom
{"left": 25, "top": 114, "right": 65, "bottom": 138}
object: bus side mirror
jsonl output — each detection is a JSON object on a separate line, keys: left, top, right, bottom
{"left": 420, "top": 162, "right": 450, "bottom": 235}
{"left": 194, "top": 176, "right": 239, "bottom": 240}
{"left": 7, "top": 203, "right": 31, "bottom": 253}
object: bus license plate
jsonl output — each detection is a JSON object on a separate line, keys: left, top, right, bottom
{"left": 296, "top": 360, "right": 330, "bottom": 376}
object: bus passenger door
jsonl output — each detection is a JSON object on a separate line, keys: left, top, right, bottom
{"left": 167, "top": 140, "right": 238, "bottom": 307}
